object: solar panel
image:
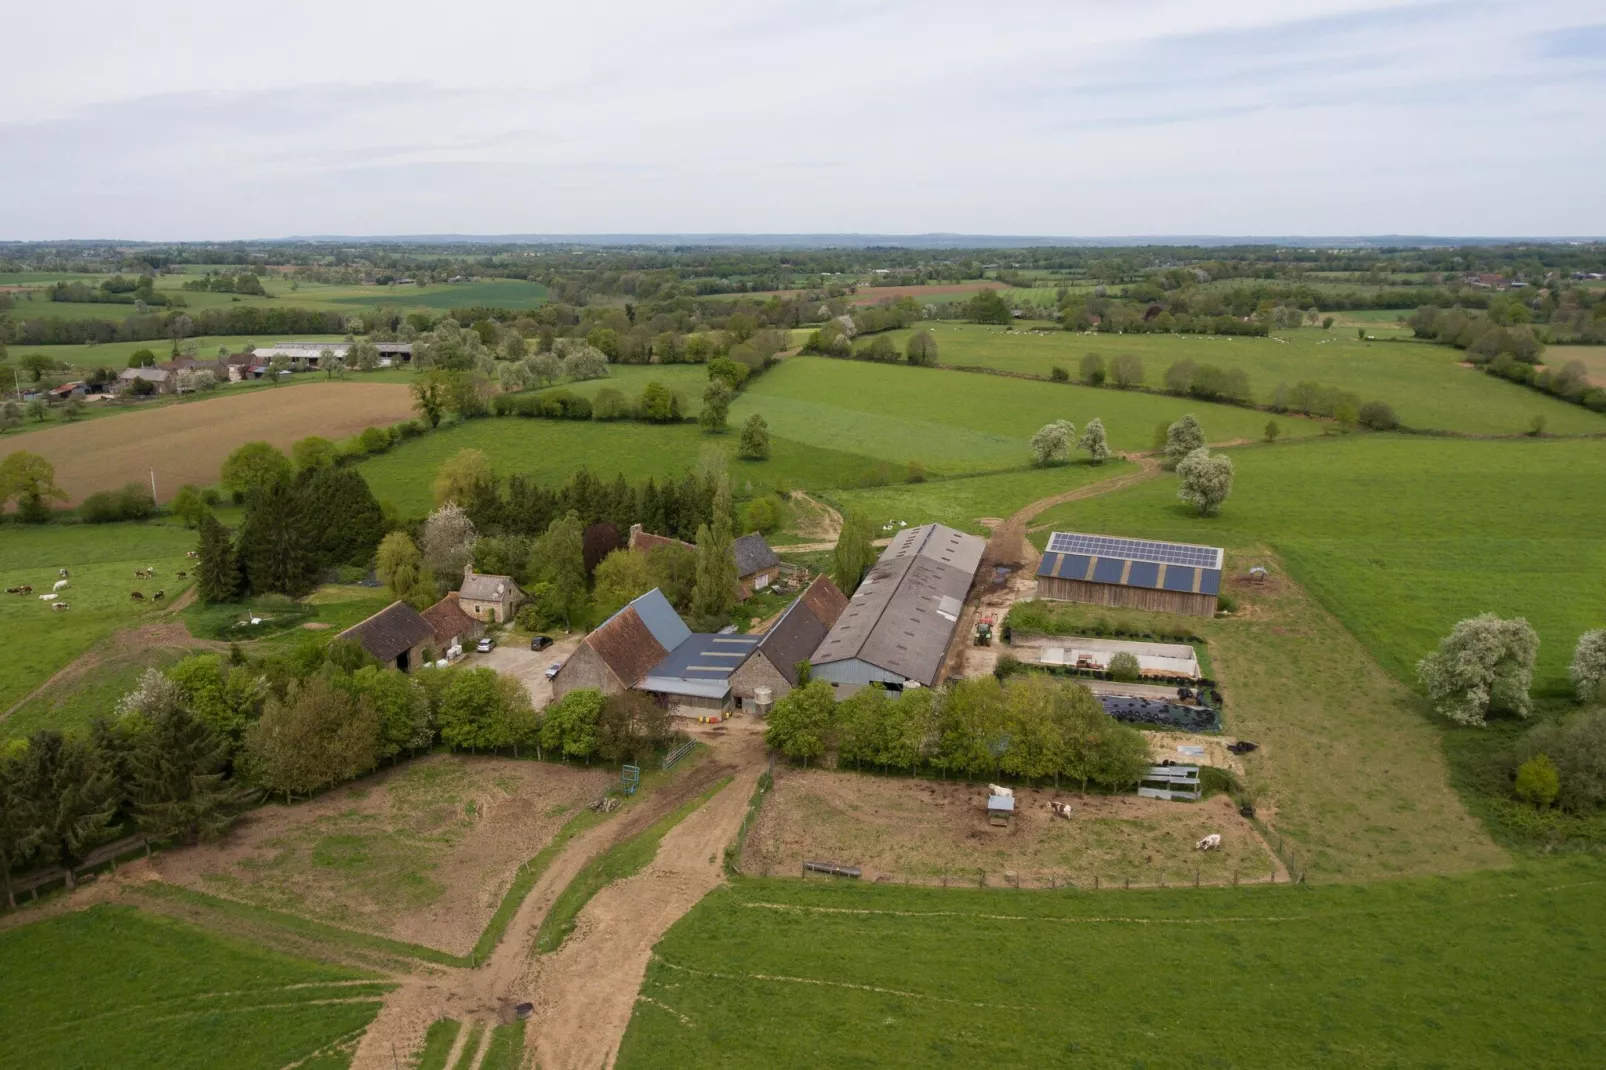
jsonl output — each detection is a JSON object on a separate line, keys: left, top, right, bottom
{"left": 1046, "top": 532, "right": 1223, "bottom": 570}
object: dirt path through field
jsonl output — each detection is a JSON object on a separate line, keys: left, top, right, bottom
{"left": 527, "top": 726, "right": 765, "bottom": 1069}
{"left": 346, "top": 724, "right": 766, "bottom": 1070}
{"left": 770, "top": 492, "right": 846, "bottom": 552}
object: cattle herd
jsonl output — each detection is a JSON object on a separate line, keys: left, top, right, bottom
{"left": 6, "top": 560, "right": 189, "bottom": 616}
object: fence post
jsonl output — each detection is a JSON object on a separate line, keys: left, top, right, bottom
{"left": 1124, "top": 877, "right": 1129, "bottom": 890}
{"left": 1094, "top": 875, "right": 1099, "bottom": 890}
{"left": 1194, "top": 867, "right": 1199, "bottom": 887}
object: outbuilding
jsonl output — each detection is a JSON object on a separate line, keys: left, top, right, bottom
{"left": 729, "top": 574, "right": 848, "bottom": 711}
{"left": 1035, "top": 531, "right": 1223, "bottom": 618}
{"left": 337, "top": 601, "right": 436, "bottom": 672}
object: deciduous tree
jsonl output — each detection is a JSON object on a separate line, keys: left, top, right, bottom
{"left": 738, "top": 414, "right": 771, "bottom": 460}
{"left": 1175, "top": 448, "right": 1234, "bottom": 515}
{"left": 1163, "top": 414, "right": 1205, "bottom": 469}
{"left": 1417, "top": 614, "right": 1539, "bottom": 726}
{"left": 0, "top": 450, "right": 67, "bottom": 521}
{"left": 832, "top": 509, "right": 877, "bottom": 595}
{"left": 1078, "top": 417, "right": 1111, "bottom": 463}
{"left": 220, "top": 441, "right": 292, "bottom": 499}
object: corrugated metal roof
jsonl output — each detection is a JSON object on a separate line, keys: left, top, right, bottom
{"left": 640, "top": 632, "right": 758, "bottom": 699}
{"left": 810, "top": 523, "right": 985, "bottom": 687}
{"left": 598, "top": 588, "right": 691, "bottom": 652}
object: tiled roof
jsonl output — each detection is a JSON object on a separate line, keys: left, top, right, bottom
{"left": 419, "top": 592, "right": 480, "bottom": 648}
{"left": 732, "top": 533, "right": 780, "bottom": 577}
{"left": 460, "top": 569, "right": 519, "bottom": 603}
{"left": 337, "top": 601, "right": 435, "bottom": 664}
{"left": 580, "top": 605, "right": 671, "bottom": 688}
{"left": 754, "top": 575, "right": 846, "bottom": 685}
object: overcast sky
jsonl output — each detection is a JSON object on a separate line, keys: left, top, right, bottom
{"left": 4, "top": 1, "right": 1604, "bottom": 241}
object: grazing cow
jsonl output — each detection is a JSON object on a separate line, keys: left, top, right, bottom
{"left": 58, "top": 568, "right": 69, "bottom": 579}
{"left": 9, "top": 585, "right": 33, "bottom": 595}
{"left": 1196, "top": 834, "right": 1222, "bottom": 852}
{"left": 53, "top": 579, "right": 69, "bottom": 591}
{"left": 987, "top": 784, "right": 1014, "bottom": 799}
{"left": 52, "top": 602, "right": 70, "bottom": 612}
{"left": 39, "top": 593, "right": 58, "bottom": 602}
{"left": 176, "top": 571, "right": 187, "bottom": 579}
{"left": 152, "top": 590, "right": 165, "bottom": 601}
{"left": 131, "top": 592, "right": 145, "bottom": 601}
{"left": 1049, "top": 801, "right": 1073, "bottom": 819}
{"left": 185, "top": 551, "right": 200, "bottom": 559}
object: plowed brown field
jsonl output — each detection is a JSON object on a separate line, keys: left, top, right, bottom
{"left": 14, "top": 382, "right": 416, "bottom": 504}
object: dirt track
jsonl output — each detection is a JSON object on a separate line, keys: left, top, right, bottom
{"left": 346, "top": 723, "right": 766, "bottom": 1070}
{"left": 13, "top": 382, "right": 415, "bottom": 504}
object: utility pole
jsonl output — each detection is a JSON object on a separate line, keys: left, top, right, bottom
{"left": 150, "top": 469, "right": 157, "bottom": 503}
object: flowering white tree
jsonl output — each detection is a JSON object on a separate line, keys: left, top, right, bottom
{"left": 1030, "top": 420, "right": 1074, "bottom": 466}
{"left": 1571, "top": 629, "right": 1606, "bottom": 702}
{"left": 422, "top": 502, "right": 478, "bottom": 581}
{"left": 1078, "top": 417, "right": 1111, "bottom": 464}
{"left": 1417, "top": 614, "right": 1539, "bottom": 726}
{"left": 1176, "top": 448, "right": 1233, "bottom": 515}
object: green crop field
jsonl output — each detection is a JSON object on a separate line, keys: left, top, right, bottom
{"left": 358, "top": 417, "right": 883, "bottom": 519}
{"left": 884, "top": 325, "right": 1606, "bottom": 436}
{"left": 619, "top": 859, "right": 1606, "bottom": 1069}
{"left": 0, "top": 905, "right": 389, "bottom": 1070}
{"left": 534, "top": 364, "right": 712, "bottom": 413}
{"left": 732, "top": 357, "right": 1322, "bottom": 475}
{"left": 0, "top": 520, "right": 197, "bottom": 721}
{"left": 1032, "top": 435, "right": 1606, "bottom": 692}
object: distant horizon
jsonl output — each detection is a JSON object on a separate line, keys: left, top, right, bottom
{"left": 6, "top": 232, "right": 1605, "bottom": 250}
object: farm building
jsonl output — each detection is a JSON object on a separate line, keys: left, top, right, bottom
{"left": 249, "top": 341, "right": 413, "bottom": 368}
{"left": 457, "top": 565, "right": 522, "bottom": 623}
{"left": 550, "top": 588, "right": 684, "bottom": 701}
{"left": 337, "top": 601, "right": 435, "bottom": 672}
{"left": 627, "top": 524, "right": 782, "bottom": 599}
{"left": 729, "top": 574, "right": 848, "bottom": 711}
{"left": 115, "top": 366, "right": 174, "bottom": 394}
{"left": 810, "top": 523, "right": 985, "bottom": 691}
{"left": 420, "top": 592, "right": 483, "bottom": 657}
{"left": 554, "top": 581, "right": 848, "bottom": 712}
{"left": 1035, "top": 532, "right": 1223, "bottom": 618}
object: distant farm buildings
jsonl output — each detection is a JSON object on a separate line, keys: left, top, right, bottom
{"left": 811, "top": 523, "right": 986, "bottom": 691}
{"left": 627, "top": 525, "right": 781, "bottom": 599}
{"left": 1035, "top": 531, "right": 1223, "bottom": 618}
{"left": 249, "top": 341, "right": 414, "bottom": 369}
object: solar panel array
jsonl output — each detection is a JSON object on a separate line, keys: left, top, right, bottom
{"left": 1046, "top": 532, "right": 1222, "bottom": 570}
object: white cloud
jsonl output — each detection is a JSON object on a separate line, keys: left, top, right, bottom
{"left": 3, "top": 0, "right": 1603, "bottom": 238}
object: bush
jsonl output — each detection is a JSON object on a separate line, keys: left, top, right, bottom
{"left": 1517, "top": 711, "right": 1606, "bottom": 812}
{"left": 1107, "top": 651, "right": 1141, "bottom": 682}
{"left": 1514, "top": 754, "right": 1560, "bottom": 807}
{"left": 1050, "top": 366, "right": 1069, "bottom": 382}
{"left": 79, "top": 481, "right": 156, "bottom": 523}
{"left": 1357, "top": 400, "right": 1399, "bottom": 431}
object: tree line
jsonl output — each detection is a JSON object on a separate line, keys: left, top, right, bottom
{"left": 763, "top": 675, "right": 1151, "bottom": 791}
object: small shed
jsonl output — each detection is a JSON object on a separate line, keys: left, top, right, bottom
{"left": 1137, "top": 765, "right": 1202, "bottom": 802}
{"left": 987, "top": 793, "right": 1015, "bottom": 827}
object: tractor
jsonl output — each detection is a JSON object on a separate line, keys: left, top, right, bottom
{"left": 975, "top": 616, "right": 994, "bottom": 646}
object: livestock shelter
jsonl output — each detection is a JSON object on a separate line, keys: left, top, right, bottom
{"left": 810, "top": 523, "right": 986, "bottom": 691}
{"left": 337, "top": 601, "right": 435, "bottom": 672}
{"left": 550, "top": 588, "right": 686, "bottom": 701}
{"left": 1035, "top": 532, "right": 1224, "bottom": 618}
{"left": 638, "top": 632, "right": 760, "bottom": 711}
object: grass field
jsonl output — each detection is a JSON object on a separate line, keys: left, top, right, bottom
{"left": 0, "top": 905, "right": 388, "bottom": 1069}
{"left": 824, "top": 461, "right": 1135, "bottom": 535}
{"left": 3, "top": 276, "right": 547, "bottom": 319}
{"left": 533, "top": 363, "right": 711, "bottom": 413}
{"left": 883, "top": 325, "right": 1606, "bottom": 436}
{"left": 7, "top": 381, "right": 416, "bottom": 505}
{"left": 1031, "top": 435, "right": 1606, "bottom": 694}
{"left": 359, "top": 417, "right": 883, "bottom": 519}
{"left": 0, "top": 521, "right": 197, "bottom": 718}
{"left": 732, "top": 357, "right": 1323, "bottom": 475}
{"left": 618, "top": 858, "right": 1606, "bottom": 1069}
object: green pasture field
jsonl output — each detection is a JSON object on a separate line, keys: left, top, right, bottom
{"left": 358, "top": 417, "right": 883, "bottom": 520}
{"left": 0, "top": 905, "right": 388, "bottom": 1070}
{"left": 884, "top": 324, "right": 1606, "bottom": 435}
{"left": 732, "top": 357, "right": 1323, "bottom": 475}
{"left": 825, "top": 461, "right": 1135, "bottom": 536}
{"left": 11, "top": 334, "right": 347, "bottom": 369}
{"left": 1031, "top": 435, "right": 1606, "bottom": 694}
{"left": 619, "top": 859, "right": 1606, "bottom": 1069}
{"left": 1550, "top": 344, "right": 1606, "bottom": 384}
{"left": 533, "top": 364, "right": 711, "bottom": 414}
{"left": 0, "top": 520, "right": 196, "bottom": 720}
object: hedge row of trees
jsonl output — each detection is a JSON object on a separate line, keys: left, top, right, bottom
{"left": 764, "top": 676, "right": 1151, "bottom": 790}
{"left": 1409, "top": 306, "right": 1606, "bottom": 414}
{"left": 0, "top": 635, "right": 682, "bottom": 903}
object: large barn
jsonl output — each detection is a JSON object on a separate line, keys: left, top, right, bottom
{"left": 1035, "top": 531, "right": 1224, "bottom": 618}
{"left": 810, "top": 523, "right": 986, "bottom": 691}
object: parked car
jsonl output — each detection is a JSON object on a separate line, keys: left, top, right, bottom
{"left": 545, "top": 661, "right": 563, "bottom": 680}
{"left": 530, "top": 635, "right": 553, "bottom": 651}
{"left": 476, "top": 637, "right": 496, "bottom": 653}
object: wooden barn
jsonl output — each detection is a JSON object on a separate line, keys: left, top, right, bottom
{"left": 1035, "top": 532, "right": 1223, "bottom": 618}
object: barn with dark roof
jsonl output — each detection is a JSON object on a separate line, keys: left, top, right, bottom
{"left": 1035, "top": 531, "right": 1223, "bottom": 617}
{"left": 337, "top": 601, "right": 436, "bottom": 672}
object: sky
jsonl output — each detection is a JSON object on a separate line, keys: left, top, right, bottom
{"left": 4, "top": 0, "right": 1604, "bottom": 241}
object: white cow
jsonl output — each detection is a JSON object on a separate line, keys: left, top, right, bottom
{"left": 52, "top": 602, "right": 70, "bottom": 612}
{"left": 988, "top": 784, "right": 1014, "bottom": 799}
{"left": 39, "top": 593, "right": 58, "bottom": 601}
{"left": 1196, "top": 834, "right": 1222, "bottom": 851}
{"left": 53, "top": 579, "right": 69, "bottom": 591}
{"left": 1049, "top": 801, "right": 1073, "bottom": 819}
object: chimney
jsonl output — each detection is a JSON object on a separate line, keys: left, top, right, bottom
{"left": 629, "top": 522, "right": 642, "bottom": 547}
{"left": 464, "top": 562, "right": 474, "bottom": 580}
